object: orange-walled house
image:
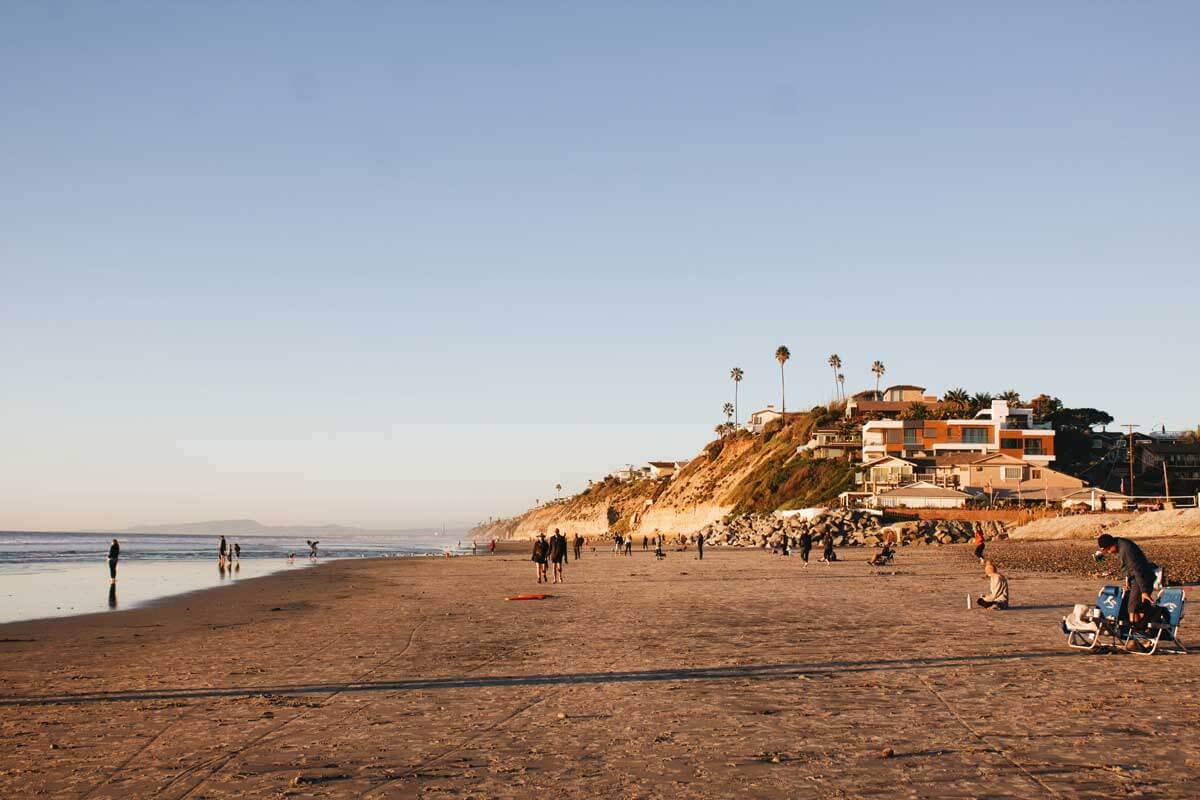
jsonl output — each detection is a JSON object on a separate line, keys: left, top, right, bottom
{"left": 861, "top": 400, "right": 1055, "bottom": 466}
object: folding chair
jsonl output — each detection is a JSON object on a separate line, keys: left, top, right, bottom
{"left": 1123, "top": 587, "right": 1188, "bottom": 655}
{"left": 1063, "top": 585, "right": 1124, "bottom": 651}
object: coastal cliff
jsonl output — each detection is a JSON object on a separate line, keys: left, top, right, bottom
{"left": 472, "top": 413, "right": 855, "bottom": 542}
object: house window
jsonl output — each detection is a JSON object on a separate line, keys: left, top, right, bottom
{"left": 885, "top": 430, "right": 903, "bottom": 444}
{"left": 1002, "top": 467, "right": 1023, "bottom": 480}
{"left": 1001, "top": 438, "right": 1022, "bottom": 449}
{"left": 924, "top": 428, "right": 938, "bottom": 438}
{"left": 1024, "top": 440, "right": 1044, "bottom": 455}
{"left": 961, "top": 428, "right": 990, "bottom": 444}
{"left": 1031, "top": 469, "right": 1042, "bottom": 479}
{"left": 904, "top": 428, "right": 921, "bottom": 445}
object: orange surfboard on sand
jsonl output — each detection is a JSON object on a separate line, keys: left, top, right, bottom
{"left": 505, "top": 593, "right": 551, "bottom": 601}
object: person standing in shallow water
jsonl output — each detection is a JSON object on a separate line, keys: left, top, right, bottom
{"left": 107, "top": 538, "right": 120, "bottom": 583}
{"left": 218, "top": 535, "right": 228, "bottom": 565}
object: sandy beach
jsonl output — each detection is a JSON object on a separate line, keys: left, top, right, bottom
{"left": 2, "top": 544, "right": 1199, "bottom": 799}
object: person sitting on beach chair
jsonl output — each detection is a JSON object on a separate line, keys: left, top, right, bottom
{"left": 976, "top": 560, "right": 1009, "bottom": 610}
{"left": 868, "top": 544, "right": 895, "bottom": 567}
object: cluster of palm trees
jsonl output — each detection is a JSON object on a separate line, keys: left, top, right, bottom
{"left": 718, "top": 350, "right": 891, "bottom": 435}
{"left": 900, "top": 388, "right": 1023, "bottom": 420}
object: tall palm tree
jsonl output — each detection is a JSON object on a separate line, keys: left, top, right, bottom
{"left": 871, "top": 360, "right": 885, "bottom": 399}
{"left": 775, "top": 346, "right": 791, "bottom": 417}
{"left": 729, "top": 367, "right": 744, "bottom": 426}
{"left": 555, "top": 483, "right": 562, "bottom": 499}
{"left": 827, "top": 354, "right": 843, "bottom": 401}
{"left": 998, "top": 389, "right": 1022, "bottom": 406}
{"left": 723, "top": 402, "right": 735, "bottom": 423}
{"left": 837, "top": 373, "right": 845, "bottom": 402}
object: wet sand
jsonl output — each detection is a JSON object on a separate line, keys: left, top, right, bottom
{"left": 2, "top": 545, "right": 1198, "bottom": 799}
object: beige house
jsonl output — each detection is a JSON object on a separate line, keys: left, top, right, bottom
{"left": 875, "top": 481, "right": 971, "bottom": 509}
{"left": 1061, "top": 488, "right": 1133, "bottom": 511}
{"left": 942, "top": 453, "right": 1083, "bottom": 498}
{"left": 646, "top": 461, "right": 687, "bottom": 479}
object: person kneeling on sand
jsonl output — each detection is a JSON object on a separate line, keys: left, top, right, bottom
{"left": 977, "top": 561, "right": 1009, "bottom": 610}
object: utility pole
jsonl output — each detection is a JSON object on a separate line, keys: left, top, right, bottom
{"left": 1163, "top": 460, "right": 1171, "bottom": 500}
{"left": 1121, "top": 424, "right": 1139, "bottom": 499}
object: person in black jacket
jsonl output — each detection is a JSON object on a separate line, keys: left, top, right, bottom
{"left": 532, "top": 533, "right": 549, "bottom": 583}
{"left": 549, "top": 528, "right": 567, "bottom": 583}
{"left": 798, "top": 531, "right": 812, "bottom": 566}
{"left": 107, "top": 539, "right": 120, "bottom": 583}
{"left": 1097, "top": 534, "right": 1158, "bottom": 623}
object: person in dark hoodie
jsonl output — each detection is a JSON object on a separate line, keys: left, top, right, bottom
{"left": 798, "top": 531, "right": 812, "bottom": 566}
{"left": 107, "top": 539, "right": 120, "bottom": 583}
{"left": 549, "top": 528, "right": 567, "bottom": 583}
{"left": 1096, "top": 533, "right": 1159, "bottom": 624}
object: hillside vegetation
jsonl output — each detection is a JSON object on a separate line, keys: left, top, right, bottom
{"left": 472, "top": 410, "right": 855, "bottom": 541}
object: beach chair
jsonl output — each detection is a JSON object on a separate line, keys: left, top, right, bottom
{"left": 1122, "top": 587, "right": 1188, "bottom": 656}
{"left": 1063, "top": 585, "right": 1124, "bottom": 651}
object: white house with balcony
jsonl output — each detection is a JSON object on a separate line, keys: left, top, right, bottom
{"left": 745, "top": 405, "right": 783, "bottom": 434}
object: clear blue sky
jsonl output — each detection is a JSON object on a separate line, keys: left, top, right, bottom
{"left": 2, "top": 2, "right": 1197, "bottom": 530}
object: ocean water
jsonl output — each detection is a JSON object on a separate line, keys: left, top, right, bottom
{"left": 0, "top": 531, "right": 466, "bottom": 624}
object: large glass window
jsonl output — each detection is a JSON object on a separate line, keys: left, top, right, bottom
{"left": 904, "top": 428, "right": 921, "bottom": 445}
{"left": 961, "top": 427, "right": 990, "bottom": 444}
{"left": 885, "top": 429, "right": 903, "bottom": 444}
{"left": 1024, "top": 439, "right": 1044, "bottom": 455}
{"left": 1001, "top": 438, "right": 1022, "bottom": 449}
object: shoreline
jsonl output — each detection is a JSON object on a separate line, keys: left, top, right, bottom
{"left": 3, "top": 544, "right": 1200, "bottom": 797}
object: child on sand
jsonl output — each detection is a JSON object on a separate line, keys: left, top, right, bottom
{"left": 973, "top": 526, "right": 986, "bottom": 563}
{"left": 977, "top": 561, "right": 1009, "bottom": 610}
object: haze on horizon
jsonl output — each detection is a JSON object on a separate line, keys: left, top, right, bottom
{"left": 3, "top": 3, "right": 1197, "bottom": 532}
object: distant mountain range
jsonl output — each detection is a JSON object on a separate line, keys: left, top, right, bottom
{"left": 116, "top": 518, "right": 444, "bottom": 536}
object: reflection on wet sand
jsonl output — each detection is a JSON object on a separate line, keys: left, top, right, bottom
{"left": 107, "top": 584, "right": 117, "bottom": 610}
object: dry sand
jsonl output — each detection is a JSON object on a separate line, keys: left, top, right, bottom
{"left": 2, "top": 545, "right": 1199, "bottom": 799}
{"left": 1009, "top": 508, "right": 1200, "bottom": 541}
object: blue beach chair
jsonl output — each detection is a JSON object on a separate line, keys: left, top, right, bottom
{"left": 1122, "top": 587, "right": 1188, "bottom": 656}
{"left": 1063, "top": 585, "right": 1125, "bottom": 651}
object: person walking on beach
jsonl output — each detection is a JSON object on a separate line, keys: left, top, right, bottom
{"left": 573, "top": 533, "right": 583, "bottom": 560}
{"left": 489, "top": 538, "right": 496, "bottom": 555}
{"left": 696, "top": 533, "right": 704, "bottom": 560}
{"left": 532, "top": 533, "right": 549, "bottom": 583}
{"left": 233, "top": 541, "right": 241, "bottom": 562}
{"left": 549, "top": 528, "right": 567, "bottom": 583}
{"left": 972, "top": 526, "right": 986, "bottom": 563}
{"left": 798, "top": 531, "right": 812, "bottom": 565}
{"left": 307, "top": 540, "right": 319, "bottom": 558}
{"left": 976, "top": 560, "right": 1010, "bottom": 610}
{"left": 819, "top": 532, "right": 836, "bottom": 564}
{"left": 624, "top": 536, "right": 633, "bottom": 557}
{"left": 218, "top": 535, "right": 228, "bottom": 565}
{"left": 642, "top": 535, "right": 648, "bottom": 551}
{"left": 107, "top": 538, "right": 120, "bottom": 583}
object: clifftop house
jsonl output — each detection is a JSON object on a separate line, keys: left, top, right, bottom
{"left": 845, "top": 385, "right": 940, "bottom": 420}
{"left": 745, "top": 405, "right": 782, "bottom": 434}
{"left": 861, "top": 400, "right": 1055, "bottom": 467}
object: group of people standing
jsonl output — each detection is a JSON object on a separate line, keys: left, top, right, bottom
{"left": 778, "top": 531, "right": 836, "bottom": 564}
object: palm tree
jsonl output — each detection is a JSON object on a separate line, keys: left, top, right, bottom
{"left": 836, "top": 373, "right": 845, "bottom": 402}
{"left": 827, "top": 354, "right": 842, "bottom": 401}
{"left": 555, "top": 483, "right": 562, "bottom": 499}
{"left": 998, "top": 389, "right": 1022, "bottom": 406}
{"left": 723, "top": 402, "right": 735, "bottom": 424}
{"left": 971, "top": 392, "right": 993, "bottom": 413}
{"left": 871, "top": 360, "right": 885, "bottom": 398}
{"left": 729, "top": 367, "right": 744, "bottom": 426}
{"left": 775, "top": 346, "right": 791, "bottom": 417}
